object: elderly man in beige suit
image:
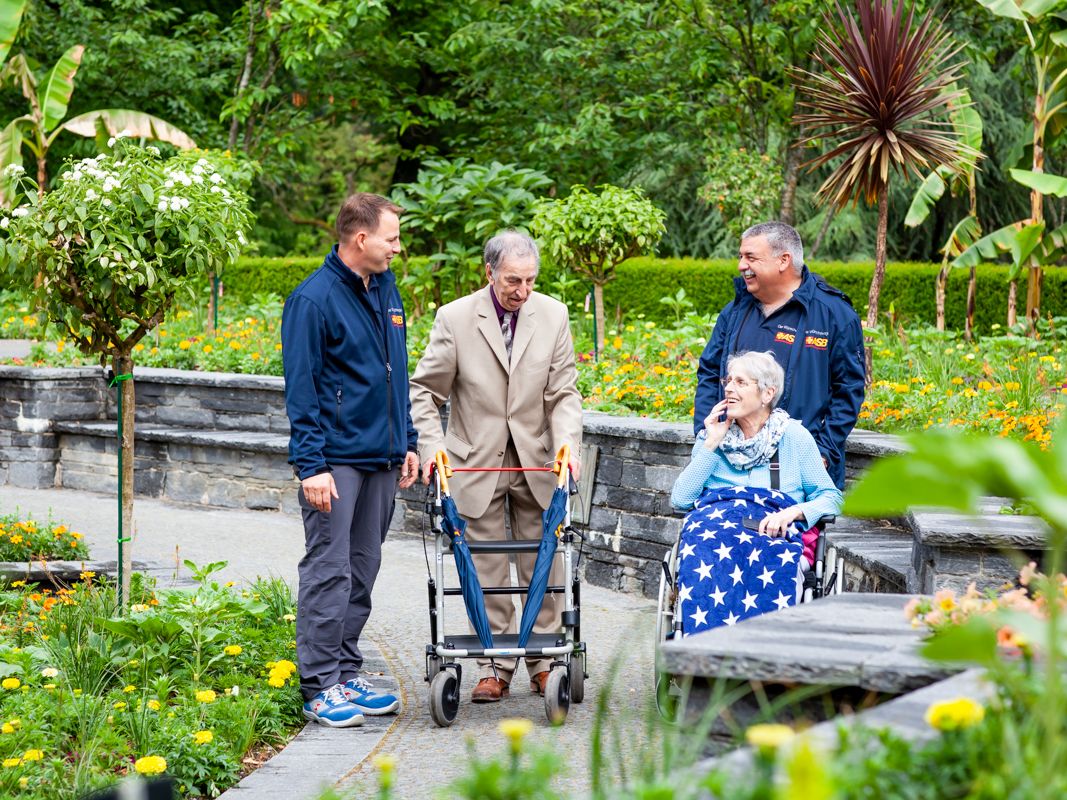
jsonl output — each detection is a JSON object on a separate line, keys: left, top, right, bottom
{"left": 410, "top": 229, "right": 583, "bottom": 703}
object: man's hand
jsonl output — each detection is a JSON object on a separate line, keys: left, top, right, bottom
{"left": 569, "top": 456, "right": 581, "bottom": 484}
{"left": 302, "top": 472, "right": 339, "bottom": 513}
{"left": 399, "top": 451, "right": 420, "bottom": 489}
{"left": 421, "top": 457, "right": 436, "bottom": 485}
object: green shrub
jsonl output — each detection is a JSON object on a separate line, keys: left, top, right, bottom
{"left": 207, "top": 253, "right": 1065, "bottom": 334}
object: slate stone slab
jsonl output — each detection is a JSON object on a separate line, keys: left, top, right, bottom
{"left": 660, "top": 593, "right": 955, "bottom": 693}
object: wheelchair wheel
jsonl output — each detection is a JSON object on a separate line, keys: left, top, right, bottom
{"left": 568, "top": 655, "right": 585, "bottom": 704}
{"left": 429, "top": 668, "right": 460, "bottom": 727}
{"left": 544, "top": 665, "right": 570, "bottom": 724}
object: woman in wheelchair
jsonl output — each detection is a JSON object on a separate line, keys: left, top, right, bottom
{"left": 669, "top": 351, "right": 842, "bottom": 633}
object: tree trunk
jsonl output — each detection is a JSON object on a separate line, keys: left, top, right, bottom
{"left": 206, "top": 273, "right": 217, "bottom": 336}
{"left": 862, "top": 188, "right": 889, "bottom": 383}
{"left": 779, "top": 142, "right": 801, "bottom": 225}
{"left": 809, "top": 206, "right": 837, "bottom": 261}
{"left": 935, "top": 263, "right": 948, "bottom": 331}
{"left": 35, "top": 151, "right": 47, "bottom": 199}
{"left": 1007, "top": 280, "right": 1017, "bottom": 328}
{"left": 965, "top": 266, "right": 976, "bottom": 342}
{"left": 114, "top": 353, "right": 135, "bottom": 608}
{"left": 1027, "top": 77, "right": 1046, "bottom": 331}
{"left": 593, "top": 282, "right": 606, "bottom": 356}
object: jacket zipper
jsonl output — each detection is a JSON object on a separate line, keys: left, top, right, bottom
{"left": 335, "top": 386, "right": 342, "bottom": 427}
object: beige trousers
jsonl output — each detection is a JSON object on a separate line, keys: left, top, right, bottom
{"left": 464, "top": 443, "right": 563, "bottom": 683}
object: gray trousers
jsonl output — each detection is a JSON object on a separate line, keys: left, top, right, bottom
{"left": 296, "top": 465, "right": 397, "bottom": 700}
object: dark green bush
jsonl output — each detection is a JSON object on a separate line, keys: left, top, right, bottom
{"left": 214, "top": 253, "right": 1064, "bottom": 334}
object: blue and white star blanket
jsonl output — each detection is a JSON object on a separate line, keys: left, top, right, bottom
{"left": 676, "top": 486, "right": 803, "bottom": 635}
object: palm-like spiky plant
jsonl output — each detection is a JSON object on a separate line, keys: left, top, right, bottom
{"left": 792, "top": 0, "right": 976, "bottom": 337}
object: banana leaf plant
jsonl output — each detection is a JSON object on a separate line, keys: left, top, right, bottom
{"left": 792, "top": 0, "right": 976, "bottom": 376}
{"left": 953, "top": 0, "right": 1067, "bottom": 332}
{"left": 0, "top": 45, "right": 196, "bottom": 207}
{"left": 904, "top": 87, "right": 984, "bottom": 337}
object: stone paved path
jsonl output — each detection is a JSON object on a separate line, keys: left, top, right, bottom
{"left": 0, "top": 485, "right": 657, "bottom": 799}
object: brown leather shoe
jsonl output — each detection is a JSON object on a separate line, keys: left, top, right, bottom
{"left": 471, "top": 677, "right": 509, "bottom": 703}
{"left": 529, "top": 671, "right": 549, "bottom": 696}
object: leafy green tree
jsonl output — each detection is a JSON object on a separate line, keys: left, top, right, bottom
{"left": 904, "top": 87, "right": 984, "bottom": 336}
{"left": 392, "top": 157, "right": 552, "bottom": 312}
{"left": 532, "top": 184, "right": 665, "bottom": 352}
{"left": 699, "top": 144, "right": 783, "bottom": 241}
{"left": 0, "top": 141, "right": 252, "bottom": 604}
{"left": 793, "top": 0, "right": 975, "bottom": 367}
{"left": 0, "top": 43, "right": 195, "bottom": 205}
{"left": 953, "top": 0, "right": 1067, "bottom": 332}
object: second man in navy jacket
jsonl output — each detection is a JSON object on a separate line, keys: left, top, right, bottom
{"left": 693, "top": 221, "right": 865, "bottom": 489}
{"left": 282, "top": 193, "right": 420, "bottom": 728}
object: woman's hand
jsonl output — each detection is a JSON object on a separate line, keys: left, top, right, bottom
{"left": 702, "top": 400, "right": 730, "bottom": 450}
{"left": 759, "top": 507, "right": 804, "bottom": 538}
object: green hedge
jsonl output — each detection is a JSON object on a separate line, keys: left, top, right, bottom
{"left": 217, "top": 253, "right": 1066, "bottom": 333}
{"left": 603, "top": 258, "right": 1067, "bottom": 333}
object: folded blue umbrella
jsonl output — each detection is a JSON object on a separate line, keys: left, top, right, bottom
{"left": 439, "top": 494, "right": 494, "bottom": 650}
{"left": 517, "top": 485, "right": 569, "bottom": 648}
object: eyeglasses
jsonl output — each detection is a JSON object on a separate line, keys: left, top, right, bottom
{"left": 720, "top": 376, "right": 754, "bottom": 389}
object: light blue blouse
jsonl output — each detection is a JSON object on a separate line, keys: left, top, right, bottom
{"left": 670, "top": 419, "right": 843, "bottom": 526}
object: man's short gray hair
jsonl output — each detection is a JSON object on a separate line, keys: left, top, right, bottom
{"left": 741, "top": 221, "right": 804, "bottom": 276}
{"left": 484, "top": 229, "right": 540, "bottom": 276}
{"left": 727, "top": 351, "right": 785, "bottom": 408}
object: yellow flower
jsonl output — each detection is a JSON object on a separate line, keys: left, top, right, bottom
{"left": 267, "top": 675, "right": 286, "bottom": 688}
{"left": 40, "top": 667, "right": 58, "bottom": 678}
{"left": 43, "top": 683, "right": 56, "bottom": 690}
{"left": 373, "top": 753, "right": 397, "bottom": 774}
{"left": 18, "top": 777, "right": 27, "bottom": 788}
{"left": 745, "top": 723, "right": 795, "bottom": 754}
{"left": 21, "top": 749, "right": 42, "bottom": 762}
{"left": 113, "top": 701, "right": 127, "bottom": 710}
{"left": 79, "top": 571, "right": 96, "bottom": 581}
{"left": 147, "top": 700, "right": 161, "bottom": 711}
{"left": 203, "top": 344, "right": 213, "bottom": 354}
{"left": 1, "top": 723, "right": 12, "bottom": 734}
{"left": 273, "top": 659, "right": 296, "bottom": 676}
{"left": 224, "top": 645, "right": 243, "bottom": 656}
{"left": 283, "top": 613, "right": 296, "bottom": 622}
{"left": 179, "top": 340, "right": 192, "bottom": 350}
{"left": 499, "top": 718, "right": 534, "bottom": 753}
{"left": 193, "top": 730, "right": 213, "bottom": 745}
{"left": 2, "top": 757, "right": 20, "bottom": 768}
{"left": 1, "top": 678, "right": 20, "bottom": 690}
{"left": 130, "top": 604, "right": 149, "bottom": 613}
{"left": 134, "top": 755, "right": 168, "bottom": 776}
{"left": 123, "top": 684, "right": 137, "bottom": 693}
{"left": 925, "top": 697, "right": 985, "bottom": 731}
{"left": 195, "top": 689, "right": 217, "bottom": 704}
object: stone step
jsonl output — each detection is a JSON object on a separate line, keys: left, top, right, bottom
{"left": 660, "top": 593, "right": 955, "bottom": 694}
{"left": 53, "top": 420, "right": 299, "bottom": 514}
{"left": 825, "top": 516, "right": 912, "bottom": 593}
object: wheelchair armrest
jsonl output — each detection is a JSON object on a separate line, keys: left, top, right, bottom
{"left": 813, "top": 514, "right": 836, "bottom": 530}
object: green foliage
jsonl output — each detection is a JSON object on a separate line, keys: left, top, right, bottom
{"left": 0, "top": 139, "right": 252, "bottom": 364}
{"left": 532, "top": 185, "right": 665, "bottom": 286}
{"left": 0, "top": 563, "right": 301, "bottom": 799}
{"left": 699, "top": 145, "right": 782, "bottom": 239}
{"left": 392, "top": 157, "right": 552, "bottom": 311}
{"left": 0, "top": 511, "right": 89, "bottom": 562}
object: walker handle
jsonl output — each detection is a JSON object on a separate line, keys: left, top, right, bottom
{"left": 434, "top": 450, "right": 453, "bottom": 495}
{"left": 553, "top": 444, "right": 571, "bottom": 489}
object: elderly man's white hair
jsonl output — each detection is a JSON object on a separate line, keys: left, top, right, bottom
{"left": 726, "top": 350, "right": 785, "bottom": 407}
{"left": 484, "top": 229, "right": 540, "bottom": 277}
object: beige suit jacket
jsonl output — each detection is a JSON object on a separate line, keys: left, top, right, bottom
{"left": 409, "top": 285, "right": 583, "bottom": 519}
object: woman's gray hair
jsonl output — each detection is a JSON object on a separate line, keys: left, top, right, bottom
{"left": 484, "top": 229, "right": 540, "bottom": 277}
{"left": 726, "top": 351, "right": 785, "bottom": 407}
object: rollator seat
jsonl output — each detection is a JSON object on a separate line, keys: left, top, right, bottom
{"left": 443, "top": 539, "right": 543, "bottom": 555}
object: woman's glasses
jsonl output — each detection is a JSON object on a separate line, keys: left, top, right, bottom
{"left": 719, "top": 376, "right": 754, "bottom": 389}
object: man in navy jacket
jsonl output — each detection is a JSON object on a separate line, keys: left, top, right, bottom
{"left": 282, "top": 193, "right": 420, "bottom": 727}
{"left": 693, "top": 221, "right": 864, "bottom": 489}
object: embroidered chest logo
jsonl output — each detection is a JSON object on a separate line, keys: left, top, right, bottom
{"left": 774, "top": 331, "right": 795, "bottom": 345}
{"left": 388, "top": 307, "right": 405, "bottom": 328}
{"left": 804, "top": 335, "right": 829, "bottom": 350}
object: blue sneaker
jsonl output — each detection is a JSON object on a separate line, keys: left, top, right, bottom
{"left": 302, "top": 684, "right": 365, "bottom": 728}
{"left": 341, "top": 676, "right": 400, "bottom": 715}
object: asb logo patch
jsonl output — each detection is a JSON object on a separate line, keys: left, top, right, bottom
{"left": 390, "top": 313, "right": 404, "bottom": 328}
{"left": 774, "top": 331, "right": 795, "bottom": 345}
{"left": 804, "top": 335, "right": 828, "bottom": 350}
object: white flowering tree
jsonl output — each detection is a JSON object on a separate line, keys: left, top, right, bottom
{"left": 0, "top": 138, "right": 252, "bottom": 605}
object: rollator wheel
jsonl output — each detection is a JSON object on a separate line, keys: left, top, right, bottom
{"left": 429, "top": 668, "right": 460, "bottom": 727}
{"left": 544, "top": 666, "right": 570, "bottom": 724}
{"left": 426, "top": 655, "right": 443, "bottom": 682}
{"left": 568, "top": 656, "right": 585, "bottom": 704}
